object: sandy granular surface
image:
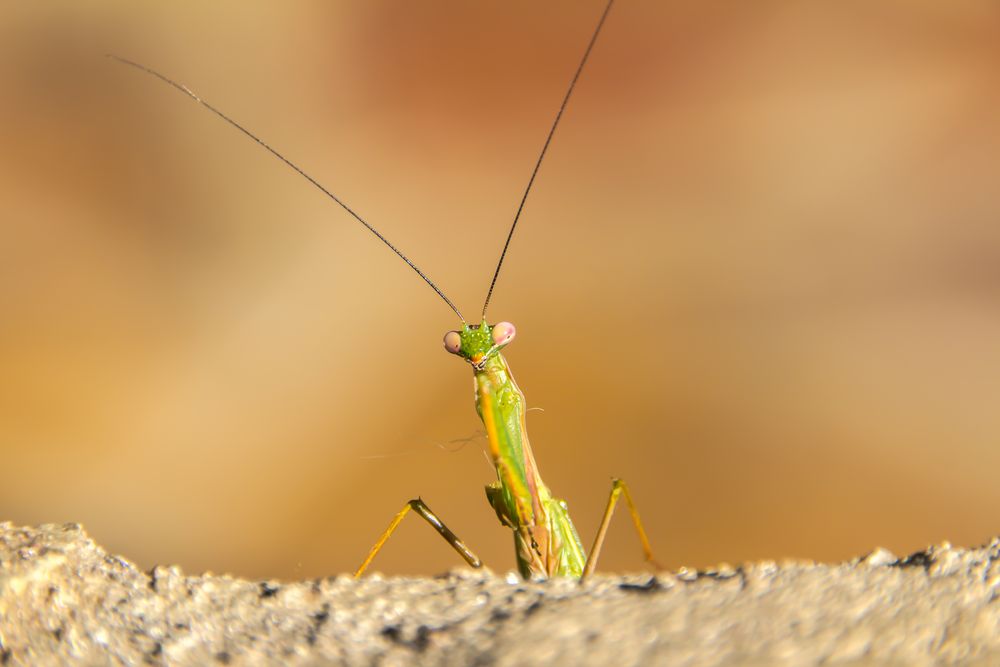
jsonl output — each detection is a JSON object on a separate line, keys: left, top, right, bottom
{"left": 2, "top": 522, "right": 1000, "bottom": 666}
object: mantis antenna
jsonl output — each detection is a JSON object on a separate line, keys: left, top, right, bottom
{"left": 107, "top": 54, "right": 466, "bottom": 324}
{"left": 111, "top": 0, "right": 615, "bottom": 325}
{"left": 480, "top": 0, "right": 616, "bottom": 320}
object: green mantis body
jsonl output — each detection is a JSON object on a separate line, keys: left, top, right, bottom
{"left": 353, "top": 317, "right": 654, "bottom": 580}
{"left": 462, "top": 320, "right": 589, "bottom": 578}
{"left": 116, "top": 0, "right": 655, "bottom": 580}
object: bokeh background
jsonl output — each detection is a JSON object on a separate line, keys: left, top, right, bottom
{"left": 1, "top": 1, "right": 999, "bottom": 580}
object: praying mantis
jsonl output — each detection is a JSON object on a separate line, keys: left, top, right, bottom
{"left": 113, "top": 0, "right": 657, "bottom": 580}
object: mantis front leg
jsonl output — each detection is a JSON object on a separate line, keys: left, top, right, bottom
{"left": 353, "top": 498, "right": 483, "bottom": 578}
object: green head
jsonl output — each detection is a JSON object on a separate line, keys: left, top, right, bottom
{"left": 443, "top": 319, "right": 516, "bottom": 369}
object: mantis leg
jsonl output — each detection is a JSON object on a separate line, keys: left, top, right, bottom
{"left": 581, "top": 478, "right": 658, "bottom": 579}
{"left": 353, "top": 498, "right": 483, "bottom": 578}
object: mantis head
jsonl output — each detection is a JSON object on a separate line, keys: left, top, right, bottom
{"left": 443, "top": 320, "right": 516, "bottom": 369}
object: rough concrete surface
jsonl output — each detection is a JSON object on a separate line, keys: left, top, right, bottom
{"left": 2, "top": 524, "right": 1000, "bottom": 666}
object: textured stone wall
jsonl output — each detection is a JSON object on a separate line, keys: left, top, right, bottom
{"left": 2, "top": 522, "right": 999, "bottom": 666}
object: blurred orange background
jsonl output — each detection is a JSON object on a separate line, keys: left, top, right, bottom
{"left": 1, "top": 1, "right": 998, "bottom": 580}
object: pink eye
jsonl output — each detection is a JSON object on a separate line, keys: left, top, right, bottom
{"left": 443, "top": 331, "right": 462, "bottom": 355}
{"left": 491, "top": 321, "right": 516, "bottom": 347}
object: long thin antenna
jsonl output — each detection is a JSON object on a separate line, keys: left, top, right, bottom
{"left": 108, "top": 54, "right": 466, "bottom": 323}
{"left": 481, "top": 0, "right": 616, "bottom": 320}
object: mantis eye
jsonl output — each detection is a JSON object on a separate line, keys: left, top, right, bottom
{"left": 491, "top": 321, "right": 516, "bottom": 347}
{"left": 443, "top": 331, "right": 462, "bottom": 355}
